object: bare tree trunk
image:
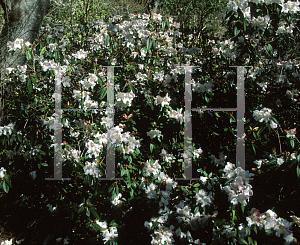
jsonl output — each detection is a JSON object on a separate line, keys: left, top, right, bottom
{"left": 0, "top": 0, "right": 50, "bottom": 70}
{"left": 0, "top": 0, "right": 50, "bottom": 123}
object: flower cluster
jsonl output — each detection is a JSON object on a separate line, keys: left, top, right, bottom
{"left": 83, "top": 161, "right": 102, "bottom": 178}
{"left": 115, "top": 91, "right": 136, "bottom": 109}
{"left": 71, "top": 49, "right": 88, "bottom": 60}
{"left": 159, "top": 149, "right": 174, "bottom": 162}
{"left": 111, "top": 193, "right": 122, "bottom": 206}
{"left": 0, "top": 123, "right": 15, "bottom": 136}
{"left": 246, "top": 208, "right": 296, "bottom": 244}
{"left": 147, "top": 129, "right": 163, "bottom": 139}
{"left": 253, "top": 107, "right": 272, "bottom": 123}
{"left": 194, "top": 189, "right": 214, "bottom": 208}
{"left": 193, "top": 147, "right": 203, "bottom": 158}
{"left": 154, "top": 93, "right": 172, "bottom": 107}
{"left": 166, "top": 108, "right": 184, "bottom": 124}
{"left": 2, "top": 2, "right": 300, "bottom": 244}
{"left": 7, "top": 38, "right": 31, "bottom": 52}
{"left": 221, "top": 162, "right": 255, "bottom": 206}
{"left": 95, "top": 220, "right": 118, "bottom": 243}
{"left": 79, "top": 73, "right": 98, "bottom": 90}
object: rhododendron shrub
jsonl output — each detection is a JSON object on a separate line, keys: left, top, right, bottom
{"left": 0, "top": 1, "right": 300, "bottom": 244}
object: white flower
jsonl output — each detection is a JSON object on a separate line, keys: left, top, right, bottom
{"left": 62, "top": 76, "right": 71, "bottom": 87}
{"left": 280, "top": 1, "right": 300, "bottom": 13}
{"left": 253, "top": 107, "right": 272, "bottom": 123}
{"left": 96, "top": 220, "right": 108, "bottom": 229}
{"left": 159, "top": 149, "right": 173, "bottom": 162}
{"left": 286, "top": 128, "right": 296, "bottom": 138}
{"left": 13, "top": 38, "right": 24, "bottom": 50}
{"left": 7, "top": 41, "right": 15, "bottom": 51}
{"left": 275, "top": 219, "right": 293, "bottom": 237}
{"left": 102, "top": 226, "right": 118, "bottom": 243}
{"left": 290, "top": 215, "right": 300, "bottom": 226}
{"left": 194, "top": 189, "right": 214, "bottom": 208}
{"left": 111, "top": 58, "right": 117, "bottom": 65}
{"left": 17, "top": 64, "right": 27, "bottom": 73}
{"left": 112, "top": 193, "right": 122, "bottom": 206}
{"left": 5, "top": 67, "right": 15, "bottom": 75}
{"left": 147, "top": 129, "right": 162, "bottom": 139}
{"left": 1, "top": 239, "right": 13, "bottom": 245}
{"left": 193, "top": 148, "right": 203, "bottom": 158}
{"left": 277, "top": 157, "right": 284, "bottom": 166}
{"left": 48, "top": 43, "right": 57, "bottom": 52}
{"left": 83, "top": 161, "right": 102, "bottom": 178}
{"left": 0, "top": 167, "right": 6, "bottom": 178}
{"left": 270, "top": 120, "right": 278, "bottom": 129}
{"left": 72, "top": 49, "right": 88, "bottom": 59}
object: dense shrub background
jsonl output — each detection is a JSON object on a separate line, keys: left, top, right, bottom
{"left": 0, "top": 0, "right": 300, "bottom": 244}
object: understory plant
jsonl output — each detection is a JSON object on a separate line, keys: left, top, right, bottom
{"left": 0, "top": 0, "right": 300, "bottom": 244}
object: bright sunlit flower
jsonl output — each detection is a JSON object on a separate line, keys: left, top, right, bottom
{"left": 285, "top": 128, "right": 296, "bottom": 138}
{"left": 72, "top": 49, "right": 88, "bottom": 59}
{"left": 0, "top": 167, "right": 6, "bottom": 178}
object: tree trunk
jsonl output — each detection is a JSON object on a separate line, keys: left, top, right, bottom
{"left": 0, "top": 0, "right": 50, "bottom": 123}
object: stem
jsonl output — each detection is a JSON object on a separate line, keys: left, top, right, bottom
{"left": 273, "top": 127, "right": 282, "bottom": 153}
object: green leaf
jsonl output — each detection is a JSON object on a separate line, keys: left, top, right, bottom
{"left": 214, "top": 218, "right": 225, "bottom": 226}
{"left": 232, "top": 209, "right": 236, "bottom": 222}
{"left": 99, "top": 87, "right": 107, "bottom": 100}
{"left": 55, "top": 50, "right": 60, "bottom": 63}
{"left": 204, "top": 94, "right": 209, "bottom": 103}
{"left": 253, "top": 225, "right": 257, "bottom": 234}
{"left": 193, "top": 183, "right": 200, "bottom": 187}
{"left": 252, "top": 144, "right": 256, "bottom": 155}
{"left": 26, "top": 50, "right": 32, "bottom": 61}
{"left": 241, "top": 204, "right": 245, "bottom": 213}
{"left": 152, "top": 40, "right": 156, "bottom": 50}
{"left": 3, "top": 181, "right": 9, "bottom": 193}
{"left": 234, "top": 26, "right": 240, "bottom": 37}
{"left": 237, "top": 237, "right": 247, "bottom": 244}
{"left": 268, "top": 44, "right": 273, "bottom": 55}
{"left": 92, "top": 222, "right": 101, "bottom": 231}
{"left": 27, "top": 79, "right": 33, "bottom": 93}
{"left": 17, "top": 134, "right": 22, "bottom": 142}
{"left": 150, "top": 101, "right": 154, "bottom": 111}
{"left": 40, "top": 46, "right": 47, "bottom": 56}
{"left": 126, "top": 169, "right": 131, "bottom": 183}
{"left": 81, "top": 24, "right": 85, "bottom": 33}
{"left": 150, "top": 143, "right": 154, "bottom": 154}
{"left": 248, "top": 236, "right": 254, "bottom": 245}
{"left": 257, "top": 125, "right": 266, "bottom": 136}
{"left": 104, "top": 35, "right": 110, "bottom": 46}
{"left": 246, "top": 226, "right": 251, "bottom": 236}
{"left": 290, "top": 139, "right": 295, "bottom": 148}
{"left": 90, "top": 208, "right": 100, "bottom": 220}
{"left": 147, "top": 38, "right": 152, "bottom": 53}
{"left": 78, "top": 206, "right": 84, "bottom": 214}
{"left": 297, "top": 165, "right": 300, "bottom": 178}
